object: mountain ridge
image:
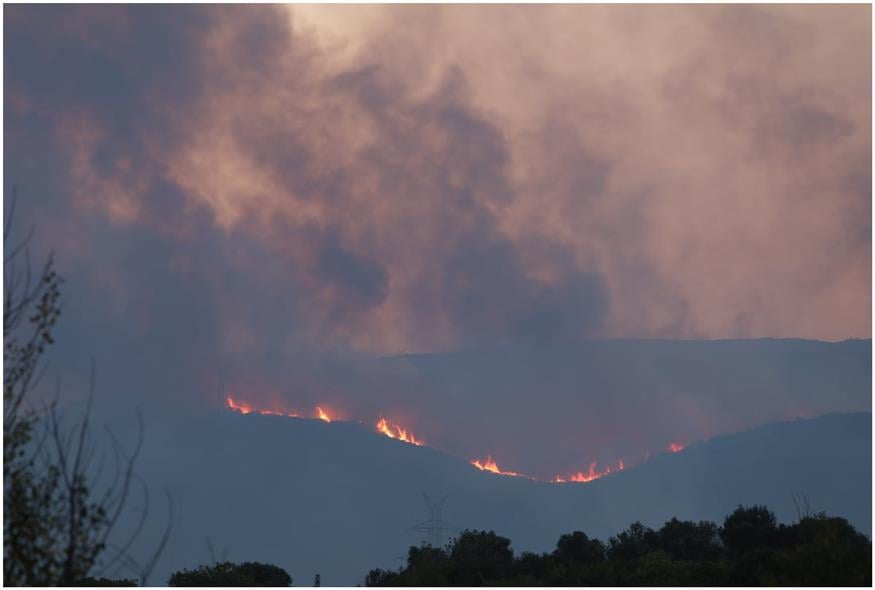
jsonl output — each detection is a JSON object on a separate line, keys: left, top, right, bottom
{"left": 114, "top": 409, "right": 871, "bottom": 585}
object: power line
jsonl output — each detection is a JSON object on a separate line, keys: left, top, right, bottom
{"left": 409, "top": 493, "right": 459, "bottom": 548}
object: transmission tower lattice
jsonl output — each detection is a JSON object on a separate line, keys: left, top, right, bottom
{"left": 409, "top": 493, "right": 458, "bottom": 548}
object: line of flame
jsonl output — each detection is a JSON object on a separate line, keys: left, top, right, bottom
{"left": 227, "top": 395, "right": 299, "bottom": 418}
{"left": 470, "top": 455, "right": 525, "bottom": 478}
{"left": 376, "top": 416, "right": 425, "bottom": 446}
{"left": 226, "top": 396, "right": 687, "bottom": 485}
{"left": 552, "top": 459, "right": 625, "bottom": 483}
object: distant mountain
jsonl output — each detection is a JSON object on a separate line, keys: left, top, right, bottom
{"left": 115, "top": 410, "right": 870, "bottom": 586}
{"left": 347, "top": 339, "right": 872, "bottom": 478}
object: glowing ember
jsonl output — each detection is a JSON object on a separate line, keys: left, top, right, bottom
{"left": 376, "top": 417, "right": 425, "bottom": 446}
{"left": 552, "top": 459, "right": 625, "bottom": 483}
{"left": 226, "top": 396, "right": 253, "bottom": 415}
{"left": 471, "top": 455, "right": 524, "bottom": 477}
{"left": 316, "top": 406, "right": 332, "bottom": 422}
{"left": 226, "top": 396, "right": 299, "bottom": 418}
{"left": 667, "top": 442, "right": 685, "bottom": 453}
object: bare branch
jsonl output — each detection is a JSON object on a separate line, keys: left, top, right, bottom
{"left": 138, "top": 490, "right": 173, "bottom": 586}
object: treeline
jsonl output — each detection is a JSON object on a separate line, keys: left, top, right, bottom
{"left": 74, "top": 562, "right": 292, "bottom": 587}
{"left": 67, "top": 505, "right": 870, "bottom": 586}
{"left": 365, "top": 505, "right": 872, "bottom": 586}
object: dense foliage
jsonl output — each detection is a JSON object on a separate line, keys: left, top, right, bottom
{"left": 73, "top": 576, "right": 138, "bottom": 586}
{"left": 365, "top": 506, "right": 872, "bottom": 586}
{"left": 3, "top": 200, "right": 169, "bottom": 585}
{"left": 168, "top": 561, "right": 292, "bottom": 586}
{"left": 2, "top": 228, "right": 112, "bottom": 585}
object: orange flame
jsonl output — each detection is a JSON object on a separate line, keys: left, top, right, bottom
{"left": 552, "top": 459, "right": 626, "bottom": 483}
{"left": 225, "top": 396, "right": 688, "bottom": 486}
{"left": 226, "top": 396, "right": 253, "bottom": 415}
{"left": 376, "top": 417, "right": 425, "bottom": 446}
{"left": 471, "top": 455, "right": 524, "bottom": 477}
{"left": 227, "top": 396, "right": 300, "bottom": 418}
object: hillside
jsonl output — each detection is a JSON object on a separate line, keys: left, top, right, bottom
{"left": 362, "top": 339, "right": 872, "bottom": 478}
{"left": 112, "top": 410, "right": 871, "bottom": 585}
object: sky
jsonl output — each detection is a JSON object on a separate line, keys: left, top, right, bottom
{"left": 3, "top": 5, "right": 872, "bottom": 474}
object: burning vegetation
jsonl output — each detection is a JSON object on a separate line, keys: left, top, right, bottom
{"left": 225, "top": 396, "right": 687, "bottom": 485}
{"left": 227, "top": 396, "right": 299, "bottom": 418}
{"left": 470, "top": 456, "right": 526, "bottom": 478}
{"left": 376, "top": 417, "right": 425, "bottom": 446}
{"left": 552, "top": 460, "right": 625, "bottom": 483}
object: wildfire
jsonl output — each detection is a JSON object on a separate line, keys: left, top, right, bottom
{"left": 376, "top": 417, "right": 425, "bottom": 446}
{"left": 226, "top": 396, "right": 298, "bottom": 418}
{"left": 226, "top": 396, "right": 253, "bottom": 415}
{"left": 552, "top": 459, "right": 625, "bottom": 484}
{"left": 225, "top": 395, "right": 691, "bottom": 487}
{"left": 470, "top": 455, "right": 525, "bottom": 478}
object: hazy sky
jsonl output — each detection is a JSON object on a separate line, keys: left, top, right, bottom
{"left": 4, "top": 5, "right": 871, "bottom": 470}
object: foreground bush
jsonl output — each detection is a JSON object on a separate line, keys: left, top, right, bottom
{"left": 169, "top": 561, "right": 291, "bottom": 586}
{"left": 366, "top": 505, "right": 871, "bottom": 586}
{"left": 73, "top": 577, "right": 138, "bottom": 586}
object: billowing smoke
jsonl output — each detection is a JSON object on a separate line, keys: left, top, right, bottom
{"left": 4, "top": 5, "right": 870, "bottom": 477}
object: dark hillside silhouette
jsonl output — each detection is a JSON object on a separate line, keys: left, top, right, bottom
{"left": 116, "top": 409, "right": 870, "bottom": 585}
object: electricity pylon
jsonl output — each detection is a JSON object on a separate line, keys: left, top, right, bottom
{"left": 409, "top": 493, "right": 458, "bottom": 548}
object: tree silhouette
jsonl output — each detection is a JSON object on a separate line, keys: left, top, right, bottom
{"left": 607, "top": 521, "right": 658, "bottom": 561}
{"left": 3, "top": 190, "right": 171, "bottom": 585}
{"left": 365, "top": 505, "right": 871, "bottom": 586}
{"left": 720, "top": 505, "right": 781, "bottom": 555}
{"left": 168, "top": 561, "right": 292, "bottom": 586}
{"left": 554, "top": 531, "right": 606, "bottom": 564}
{"left": 448, "top": 530, "right": 514, "bottom": 585}
{"left": 656, "top": 518, "right": 722, "bottom": 561}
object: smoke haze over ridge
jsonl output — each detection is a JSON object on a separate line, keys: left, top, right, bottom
{"left": 3, "top": 5, "right": 871, "bottom": 474}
